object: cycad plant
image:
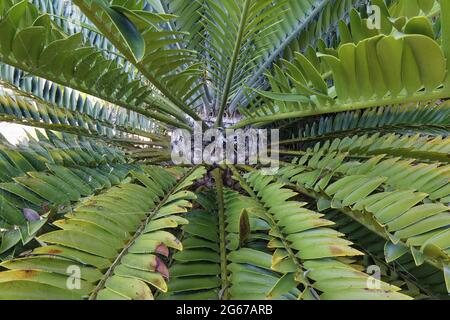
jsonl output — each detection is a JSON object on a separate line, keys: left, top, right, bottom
{"left": 0, "top": 0, "right": 448, "bottom": 300}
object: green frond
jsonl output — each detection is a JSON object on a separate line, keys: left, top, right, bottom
{"left": 0, "top": 0, "right": 187, "bottom": 128}
{"left": 159, "top": 191, "right": 221, "bottom": 300}
{"left": 300, "top": 132, "right": 450, "bottom": 163}
{"left": 231, "top": 0, "right": 364, "bottom": 110}
{"left": 0, "top": 130, "right": 135, "bottom": 255}
{"left": 325, "top": 209, "right": 449, "bottom": 298}
{"left": 234, "top": 0, "right": 449, "bottom": 127}
{"left": 275, "top": 151, "right": 450, "bottom": 292}
{"left": 0, "top": 0, "right": 448, "bottom": 301}
{"left": 0, "top": 63, "right": 166, "bottom": 141}
{"left": 0, "top": 165, "right": 206, "bottom": 299}
{"left": 227, "top": 169, "right": 412, "bottom": 299}
{"left": 72, "top": 0, "right": 204, "bottom": 122}
{"left": 278, "top": 102, "right": 450, "bottom": 145}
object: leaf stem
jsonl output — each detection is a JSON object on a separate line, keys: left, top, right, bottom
{"left": 212, "top": 168, "right": 229, "bottom": 300}
{"left": 215, "top": 0, "right": 252, "bottom": 128}
{"left": 231, "top": 89, "right": 450, "bottom": 128}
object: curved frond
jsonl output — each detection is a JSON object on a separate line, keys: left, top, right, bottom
{"left": 72, "top": 0, "right": 204, "bottom": 122}
{"left": 275, "top": 152, "right": 450, "bottom": 293}
{"left": 234, "top": 1, "right": 449, "bottom": 127}
{"left": 0, "top": 166, "right": 206, "bottom": 299}
{"left": 0, "top": 0, "right": 187, "bottom": 128}
{"left": 229, "top": 169, "right": 412, "bottom": 299}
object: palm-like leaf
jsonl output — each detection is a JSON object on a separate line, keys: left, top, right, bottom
{"left": 0, "top": 0, "right": 449, "bottom": 300}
